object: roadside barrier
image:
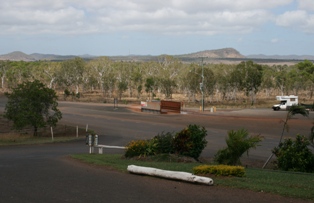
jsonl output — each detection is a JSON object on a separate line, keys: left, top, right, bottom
{"left": 86, "top": 134, "right": 126, "bottom": 154}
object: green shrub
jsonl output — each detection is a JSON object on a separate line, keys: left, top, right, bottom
{"left": 272, "top": 135, "right": 314, "bottom": 173}
{"left": 193, "top": 164, "right": 245, "bottom": 177}
{"left": 64, "top": 89, "right": 71, "bottom": 96}
{"left": 173, "top": 124, "right": 207, "bottom": 160}
{"left": 214, "top": 129, "right": 262, "bottom": 165}
{"left": 151, "top": 132, "right": 175, "bottom": 154}
{"left": 125, "top": 140, "right": 150, "bottom": 158}
{"left": 125, "top": 124, "right": 208, "bottom": 160}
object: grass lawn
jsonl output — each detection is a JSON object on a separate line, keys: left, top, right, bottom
{"left": 0, "top": 133, "right": 85, "bottom": 146}
{"left": 71, "top": 153, "right": 314, "bottom": 201}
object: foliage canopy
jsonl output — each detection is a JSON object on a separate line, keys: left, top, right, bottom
{"left": 272, "top": 135, "right": 314, "bottom": 173}
{"left": 4, "top": 80, "right": 62, "bottom": 136}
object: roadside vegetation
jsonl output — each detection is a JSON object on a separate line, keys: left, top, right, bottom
{"left": 0, "top": 57, "right": 313, "bottom": 108}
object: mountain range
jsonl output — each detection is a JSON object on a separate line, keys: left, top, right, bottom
{"left": 0, "top": 48, "right": 313, "bottom": 62}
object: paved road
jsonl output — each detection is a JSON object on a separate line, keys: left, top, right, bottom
{"left": 57, "top": 101, "right": 313, "bottom": 166}
{"left": 1, "top": 99, "right": 313, "bottom": 202}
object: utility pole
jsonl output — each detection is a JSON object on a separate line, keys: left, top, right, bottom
{"left": 190, "top": 58, "right": 205, "bottom": 112}
{"left": 200, "top": 58, "right": 204, "bottom": 112}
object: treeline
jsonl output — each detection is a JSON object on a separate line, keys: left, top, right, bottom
{"left": 0, "top": 56, "right": 313, "bottom": 105}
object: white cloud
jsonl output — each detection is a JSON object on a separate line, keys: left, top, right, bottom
{"left": 298, "top": 0, "right": 314, "bottom": 11}
{"left": 276, "top": 10, "right": 314, "bottom": 34}
{"left": 0, "top": 0, "right": 295, "bottom": 35}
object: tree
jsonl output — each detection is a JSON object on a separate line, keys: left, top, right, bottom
{"left": 0, "top": 60, "right": 10, "bottom": 89}
{"left": 87, "top": 57, "right": 113, "bottom": 94}
{"left": 4, "top": 80, "right": 62, "bottom": 136}
{"left": 117, "top": 81, "right": 128, "bottom": 100}
{"left": 145, "top": 77, "right": 156, "bottom": 100}
{"left": 296, "top": 60, "right": 314, "bottom": 98}
{"left": 6, "top": 61, "right": 32, "bottom": 88}
{"left": 235, "top": 61, "right": 263, "bottom": 105}
{"left": 57, "top": 57, "right": 85, "bottom": 94}
{"left": 159, "top": 78, "right": 177, "bottom": 99}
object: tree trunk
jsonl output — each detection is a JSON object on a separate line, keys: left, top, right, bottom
{"left": 33, "top": 126, "right": 38, "bottom": 137}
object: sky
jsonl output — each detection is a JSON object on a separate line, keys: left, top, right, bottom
{"left": 0, "top": 0, "right": 313, "bottom": 56}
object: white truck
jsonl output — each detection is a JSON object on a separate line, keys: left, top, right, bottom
{"left": 272, "top": 95, "right": 298, "bottom": 111}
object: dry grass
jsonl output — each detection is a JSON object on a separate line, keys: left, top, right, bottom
{"left": 0, "top": 114, "right": 86, "bottom": 145}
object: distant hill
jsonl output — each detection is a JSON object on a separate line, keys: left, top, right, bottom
{"left": 0, "top": 51, "right": 36, "bottom": 61}
{"left": 0, "top": 51, "right": 96, "bottom": 61}
{"left": 180, "top": 48, "right": 245, "bottom": 58}
{"left": 30, "top": 53, "right": 84, "bottom": 61}
{"left": 0, "top": 48, "right": 313, "bottom": 63}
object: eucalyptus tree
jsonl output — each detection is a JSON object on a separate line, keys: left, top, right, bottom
{"left": 156, "top": 55, "right": 181, "bottom": 98}
{"left": 296, "top": 60, "right": 314, "bottom": 98}
{"left": 228, "top": 65, "right": 243, "bottom": 102}
{"left": 260, "top": 65, "right": 276, "bottom": 97}
{"left": 5, "top": 61, "right": 32, "bottom": 88}
{"left": 211, "top": 64, "right": 234, "bottom": 102}
{"left": 159, "top": 78, "right": 177, "bottom": 99}
{"left": 31, "top": 61, "right": 60, "bottom": 89}
{"left": 57, "top": 57, "right": 85, "bottom": 94}
{"left": 182, "top": 63, "right": 215, "bottom": 102}
{"left": 273, "top": 64, "right": 290, "bottom": 95}
{"left": 184, "top": 63, "right": 199, "bottom": 101}
{"left": 114, "top": 61, "right": 130, "bottom": 100}
{"left": 297, "top": 59, "right": 314, "bottom": 74}
{"left": 121, "top": 62, "right": 139, "bottom": 98}
{"left": 235, "top": 61, "right": 263, "bottom": 105}
{"left": 202, "top": 65, "right": 216, "bottom": 102}
{"left": 82, "top": 62, "right": 98, "bottom": 92}
{"left": 103, "top": 69, "right": 117, "bottom": 98}
{"left": 145, "top": 77, "right": 156, "bottom": 100}
{"left": 130, "top": 63, "right": 144, "bottom": 99}
{"left": 87, "top": 56, "right": 113, "bottom": 94}
{"left": 286, "top": 67, "right": 305, "bottom": 96}
{"left": 0, "top": 60, "right": 10, "bottom": 89}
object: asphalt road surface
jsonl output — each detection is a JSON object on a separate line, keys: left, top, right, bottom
{"left": 57, "top": 101, "right": 313, "bottom": 166}
{"left": 1, "top": 98, "right": 313, "bottom": 202}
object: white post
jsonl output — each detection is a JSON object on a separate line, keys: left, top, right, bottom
{"left": 50, "top": 127, "right": 54, "bottom": 141}
{"left": 76, "top": 126, "right": 78, "bottom": 138}
{"left": 86, "top": 124, "right": 88, "bottom": 132}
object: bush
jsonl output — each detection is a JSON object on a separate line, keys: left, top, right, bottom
{"left": 272, "top": 135, "right": 314, "bottom": 173}
{"left": 173, "top": 124, "right": 207, "bottom": 160}
{"left": 125, "top": 140, "right": 150, "bottom": 158}
{"left": 193, "top": 164, "right": 245, "bottom": 177}
{"left": 124, "top": 125, "right": 208, "bottom": 160}
{"left": 151, "top": 132, "right": 175, "bottom": 154}
{"left": 214, "top": 129, "right": 262, "bottom": 165}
